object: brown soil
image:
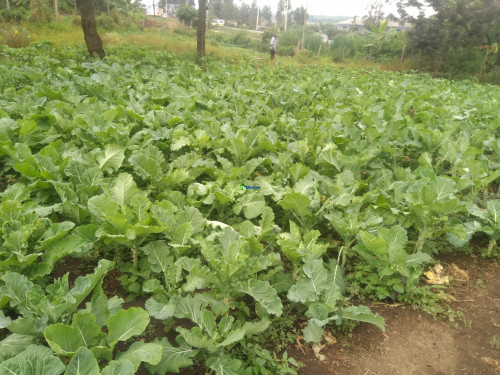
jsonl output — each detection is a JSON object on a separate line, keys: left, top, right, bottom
{"left": 290, "top": 254, "right": 500, "bottom": 375}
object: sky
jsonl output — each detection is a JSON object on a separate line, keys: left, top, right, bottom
{"left": 265, "top": 0, "right": 389, "bottom": 17}
{"left": 144, "top": 0, "right": 431, "bottom": 19}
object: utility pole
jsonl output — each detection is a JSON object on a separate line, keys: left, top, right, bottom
{"left": 152, "top": 0, "right": 156, "bottom": 15}
{"left": 284, "top": 0, "right": 288, "bottom": 31}
{"left": 256, "top": 6, "right": 259, "bottom": 30}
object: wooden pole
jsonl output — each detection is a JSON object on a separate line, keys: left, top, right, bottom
{"left": 317, "top": 43, "right": 322, "bottom": 56}
{"left": 284, "top": 0, "right": 288, "bottom": 31}
{"left": 6, "top": 0, "right": 9, "bottom": 10}
{"left": 400, "top": 43, "right": 406, "bottom": 64}
{"left": 256, "top": 6, "right": 259, "bottom": 30}
{"left": 342, "top": 45, "right": 345, "bottom": 60}
{"left": 300, "top": 4, "right": 307, "bottom": 49}
{"left": 54, "top": 0, "right": 59, "bottom": 22}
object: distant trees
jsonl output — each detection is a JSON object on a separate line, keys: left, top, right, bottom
{"left": 260, "top": 5, "right": 272, "bottom": 26}
{"left": 177, "top": 4, "right": 196, "bottom": 26}
{"left": 291, "top": 6, "right": 306, "bottom": 27}
{"left": 392, "top": 0, "right": 500, "bottom": 74}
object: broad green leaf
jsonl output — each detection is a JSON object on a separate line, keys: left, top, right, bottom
{"left": 145, "top": 337, "right": 198, "bottom": 374}
{"left": 111, "top": 173, "right": 139, "bottom": 207}
{"left": 206, "top": 355, "right": 242, "bottom": 375}
{"left": 303, "top": 259, "right": 329, "bottom": 294}
{"left": 239, "top": 280, "right": 283, "bottom": 316}
{"left": 64, "top": 347, "right": 99, "bottom": 375}
{"left": 1, "top": 273, "right": 32, "bottom": 307}
{"left": 0, "top": 344, "right": 65, "bottom": 375}
{"left": 42, "top": 235, "right": 90, "bottom": 269}
{"left": 303, "top": 320, "right": 324, "bottom": 343}
{"left": 359, "top": 231, "right": 386, "bottom": 257}
{"left": 233, "top": 193, "right": 266, "bottom": 220}
{"left": 141, "top": 241, "right": 173, "bottom": 285}
{"left": 428, "top": 176, "right": 457, "bottom": 201}
{"left": 145, "top": 296, "right": 175, "bottom": 320}
{"left": 129, "top": 145, "right": 165, "bottom": 182}
{"left": 171, "top": 222, "right": 193, "bottom": 246}
{"left": 116, "top": 342, "right": 162, "bottom": 370}
{"left": 101, "top": 360, "right": 135, "bottom": 375}
{"left": 1, "top": 183, "right": 30, "bottom": 202}
{"left": 487, "top": 200, "right": 500, "bottom": 224}
{"left": 341, "top": 305, "right": 385, "bottom": 332}
{"left": 97, "top": 144, "right": 125, "bottom": 173}
{"left": 67, "top": 260, "right": 115, "bottom": 314}
{"left": 88, "top": 195, "right": 120, "bottom": 218}
{"left": 44, "top": 324, "right": 85, "bottom": 356}
{"left": 107, "top": 308, "right": 150, "bottom": 345}
{"left": 0, "top": 345, "right": 65, "bottom": 375}
{"left": 0, "top": 334, "right": 34, "bottom": 361}
{"left": 217, "top": 328, "right": 246, "bottom": 347}
{"left": 71, "top": 312, "right": 102, "bottom": 347}
{"left": 279, "top": 192, "right": 311, "bottom": 218}
{"left": 242, "top": 318, "right": 271, "bottom": 335}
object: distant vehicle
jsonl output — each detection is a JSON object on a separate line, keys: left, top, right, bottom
{"left": 211, "top": 19, "right": 225, "bottom": 27}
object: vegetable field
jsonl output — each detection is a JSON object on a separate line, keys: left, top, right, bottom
{"left": 0, "top": 43, "right": 499, "bottom": 374}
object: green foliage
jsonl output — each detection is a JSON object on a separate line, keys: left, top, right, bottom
{"left": 0, "top": 27, "right": 29, "bottom": 48}
{"left": 0, "top": 44, "right": 499, "bottom": 374}
{"left": 177, "top": 5, "right": 197, "bottom": 27}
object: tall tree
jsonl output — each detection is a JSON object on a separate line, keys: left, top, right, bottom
{"left": 77, "top": 0, "right": 105, "bottom": 59}
{"left": 239, "top": 2, "right": 250, "bottom": 26}
{"left": 292, "top": 6, "right": 306, "bottom": 26}
{"left": 210, "top": 0, "right": 223, "bottom": 18}
{"left": 197, "top": 0, "right": 207, "bottom": 56}
{"left": 276, "top": 0, "right": 291, "bottom": 30}
{"left": 248, "top": 0, "right": 258, "bottom": 28}
{"left": 260, "top": 5, "right": 272, "bottom": 25}
{"left": 222, "top": 0, "right": 236, "bottom": 20}
{"left": 363, "top": 0, "right": 385, "bottom": 28}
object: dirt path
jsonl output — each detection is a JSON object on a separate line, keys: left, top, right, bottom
{"left": 291, "top": 255, "right": 500, "bottom": 375}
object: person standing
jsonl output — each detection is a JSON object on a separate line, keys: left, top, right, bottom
{"left": 270, "top": 34, "right": 277, "bottom": 60}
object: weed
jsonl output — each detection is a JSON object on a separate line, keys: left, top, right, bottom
{"left": 252, "top": 303, "right": 305, "bottom": 352}
{"left": 399, "top": 285, "right": 467, "bottom": 327}
{"left": 490, "top": 337, "right": 500, "bottom": 348}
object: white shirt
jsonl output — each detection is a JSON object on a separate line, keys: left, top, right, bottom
{"left": 270, "top": 36, "right": 277, "bottom": 50}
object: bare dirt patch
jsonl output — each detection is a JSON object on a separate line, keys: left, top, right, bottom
{"left": 290, "top": 254, "right": 500, "bottom": 375}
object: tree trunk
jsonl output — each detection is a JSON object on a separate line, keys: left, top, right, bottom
{"left": 197, "top": 0, "right": 206, "bottom": 56}
{"left": 77, "top": 0, "right": 106, "bottom": 59}
{"left": 6, "top": 0, "right": 9, "bottom": 10}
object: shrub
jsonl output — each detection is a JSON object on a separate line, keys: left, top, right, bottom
{"left": 0, "top": 26, "right": 30, "bottom": 48}
{"left": 0, "top": 7, "right": 29, "bottom": 22}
